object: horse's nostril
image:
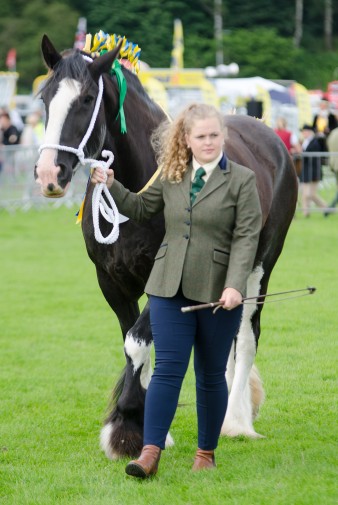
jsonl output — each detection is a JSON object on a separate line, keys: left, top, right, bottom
{"left": 58, "top": 163, "right": 67, "bottom": 176}
{"left": 47, "top": 183, "right": 55, "bottom": 192}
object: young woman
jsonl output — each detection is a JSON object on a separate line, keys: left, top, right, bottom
{"left": 91, "top": 103, "right": 262, "bottom": 478}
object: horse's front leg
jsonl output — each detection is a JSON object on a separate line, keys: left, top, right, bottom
{"left": 222, "top": 266, "right": 265, "bottom": 438}
{"left": 100, "top": 301, "right": 174, "bottom": 459}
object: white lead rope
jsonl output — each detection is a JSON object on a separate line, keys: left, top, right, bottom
{"left": 91, "top": 150, "right": 121, "bottom": 244}
{"left": 39, "top": 57, "right": 126, "bottom": 245}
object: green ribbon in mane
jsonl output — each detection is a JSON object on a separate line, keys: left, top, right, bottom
{"left": 110, "top": 59, "right": 127, "bottom": 134}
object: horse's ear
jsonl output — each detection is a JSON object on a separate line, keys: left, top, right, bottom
{"left": 41, "top": 34, "right": 62, "bottom": 70}
{"left": 88, "top": 44, "right": 123, "bottom": 82}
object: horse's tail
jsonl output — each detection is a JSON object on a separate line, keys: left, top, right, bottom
{"left": 108, "top": 365, "right": 127, "bottom": 410}
{"left": 250, "top": 364, "right": 265, "bottom": 420}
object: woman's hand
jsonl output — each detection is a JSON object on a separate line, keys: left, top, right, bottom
{"left": 91, "top": 167, "right": 114, "bottom": 189}
{"left": 219, "top": 287, "right": 243, "bottom": 310}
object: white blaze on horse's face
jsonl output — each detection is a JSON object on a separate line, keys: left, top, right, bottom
{"left": 36, "top": 78, "right": 81, "bottom": 197}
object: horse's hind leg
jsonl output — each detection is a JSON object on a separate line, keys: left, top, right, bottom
{"left": 221, "top": 264, "right": 265, "bottom": 438}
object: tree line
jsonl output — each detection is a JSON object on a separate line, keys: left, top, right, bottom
{"left": 0, "top": 0, "right": 337, "bottom": 93}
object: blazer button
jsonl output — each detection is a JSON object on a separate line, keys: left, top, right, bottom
{"left": 185, "top": 207, "right": 191, "bottom": 212}
{"left": 185, "top": 220, "right": 191, "bottom": 226}
{"left": 183, "top": 234, "right": 189, "bottom": 239}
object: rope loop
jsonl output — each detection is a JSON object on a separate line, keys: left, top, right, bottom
{"left": 92, "top": 182, "right": 120, "bottom": 244}
{"left": 89, "top": 149, "right": 122, "bottom": 244}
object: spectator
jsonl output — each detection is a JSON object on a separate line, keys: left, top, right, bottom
{"left": 299, "top": 124, "right": 327, "bottom": 217}
{"left": 274, "top": 117, "right": 301, "bottom": 155}
{"left": 312, "top": 99, "right": 338, "bottom": 152}
{"left": 0, "top": 111, "right": 21, "bottom": 146}
{"left": 274, "top": 117, "right": 302, "bottom": 176}
{"left": 0, "top": 110, "right": 21, "bottom": 174}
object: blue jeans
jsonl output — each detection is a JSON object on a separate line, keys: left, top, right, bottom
{"left": 144, "top": 289, "right": 243, "bottom": 450}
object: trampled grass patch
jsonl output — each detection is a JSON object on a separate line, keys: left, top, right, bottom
{"left": 0, "top": 207, "right": 337, "bottom": 505}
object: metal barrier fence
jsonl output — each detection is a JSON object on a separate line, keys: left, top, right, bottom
{"left": 0, "top": 145, "right": 90, "bottom": 212}
{"left": 0, "top": 145, "right": 337, "bottom": 214}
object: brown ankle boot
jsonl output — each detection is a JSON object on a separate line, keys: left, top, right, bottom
{"left": 192, "top": 448, "right": 216, "bottom": 471}
{"left": 125, "top": 445, "right": 161, "bottom": 478}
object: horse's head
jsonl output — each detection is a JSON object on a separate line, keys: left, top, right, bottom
{"left": 35, "top": 35, "right": 120, "bottom": 198}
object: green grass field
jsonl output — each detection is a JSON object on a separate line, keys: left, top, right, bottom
{"left": 0, "top": 206, "right": 337, "bottom": 505}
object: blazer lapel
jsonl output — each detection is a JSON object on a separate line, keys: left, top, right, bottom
{"left": 179, "top": 163, "right": 193, "bottom": 205}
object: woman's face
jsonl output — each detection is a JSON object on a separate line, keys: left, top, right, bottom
{"left": 185, "top": 116, "right": 224, "bottom": 166}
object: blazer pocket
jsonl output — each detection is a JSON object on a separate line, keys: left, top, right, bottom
{"left": 213, "top": 248, "right": 230, "bottom": 266}
{"left": 155, "top": 243, "right": 168, "bottom": 260}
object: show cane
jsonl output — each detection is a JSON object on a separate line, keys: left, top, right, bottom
{"left": 181, "top": 301, "right": 223, "bottom": 313}
{"left": 181, "top": 287, "right": 316, "bottom": 313}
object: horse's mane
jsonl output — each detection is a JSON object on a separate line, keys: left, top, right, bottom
{"left": 106, "top": 62, "right": 164, "bottom": 120}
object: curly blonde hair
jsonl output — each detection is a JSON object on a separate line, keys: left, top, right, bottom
{"left": 151, "top": 103, "right": 224, "bottom": 183}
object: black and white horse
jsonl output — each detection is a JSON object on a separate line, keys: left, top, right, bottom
{"left": 35, "top": 35, "right": 298, "bottom": 459}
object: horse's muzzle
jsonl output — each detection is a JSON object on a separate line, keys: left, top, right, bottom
{"left": 35, "top": 165, "right": 71, "bottom": 198}
{"left": 41, "top": 182, "right": 69, "bottom": 198}
{"left": 34, "top": 148, "right": 73, "bottom": 198}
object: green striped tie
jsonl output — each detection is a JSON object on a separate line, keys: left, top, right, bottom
{"left": 190, "top": 167, "right": 206, "bottom": 204}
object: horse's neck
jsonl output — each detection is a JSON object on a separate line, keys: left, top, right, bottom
{"left": 111, "top": 137, "right": 157, "bottom": 192}
{"left": 104, "top": 82, "right": 165, "bottom": 192}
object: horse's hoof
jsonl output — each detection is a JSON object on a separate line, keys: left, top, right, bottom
{"left": 243, "top": 430, "right": 266, "bottom": 439}
{"left": 221, "top": 421, "right": 265, "bottom": 439}
{"left": 221, "top": 428, "right": 265, "bottom": 439}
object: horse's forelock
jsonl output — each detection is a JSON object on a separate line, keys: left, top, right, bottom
{"left": 44, "top": 51, "right": 93, "bottom": 95}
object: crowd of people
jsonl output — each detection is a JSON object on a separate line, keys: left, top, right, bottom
{"left": 274, "top": 98, "right": 338, "bottom": 217}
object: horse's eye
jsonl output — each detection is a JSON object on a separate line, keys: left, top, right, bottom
{"left": 83, "top": 95, "right": 94, "bottom": 105}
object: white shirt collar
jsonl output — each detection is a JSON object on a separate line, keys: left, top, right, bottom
{"left": 192, "top": 152, "right": 223, "bottom": 181}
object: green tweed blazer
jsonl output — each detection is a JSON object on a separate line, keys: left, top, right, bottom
{"left": 110, "top": 158, "right": 262, "bottom": 303}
